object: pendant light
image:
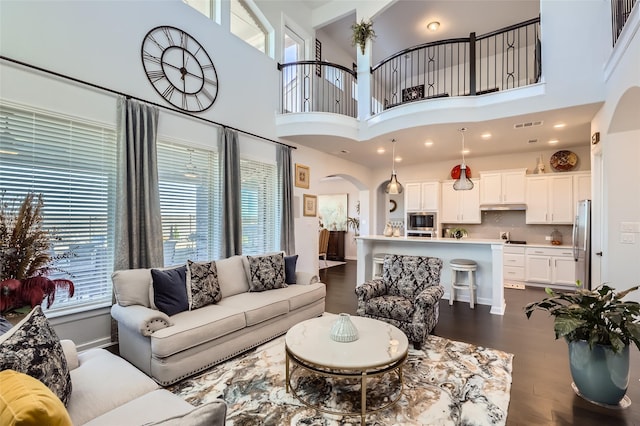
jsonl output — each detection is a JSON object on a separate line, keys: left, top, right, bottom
{"left": 453, "top": 128, "right": 474, "bottom": 191}
{"left": 385, "top": 139, "right": 403, "bottom": 194}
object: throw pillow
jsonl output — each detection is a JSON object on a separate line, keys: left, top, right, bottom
{"left": 0, "top": 306, "right": 72, "bottom": 405}
{"left": 247, "top": 253, "right": 287, "bottom": 292}
{"left": 284, "top": 254, "right": 298, "bottom": 284}
{"left": 187, "top": 260, "right": 222, "bottom": 309}
{"left": 151, "top": 266, "right": 188, "bottom": 316}
{"left": 0, "top": 369, "right": 72, "bottom": 426}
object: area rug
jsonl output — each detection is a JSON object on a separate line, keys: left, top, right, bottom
{"left": 168, "top": 334, "right": 514, "bottom": 425}
{"left": 319, "top": 260, "right": 347, "bottom": 270}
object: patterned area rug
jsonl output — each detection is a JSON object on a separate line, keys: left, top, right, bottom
{"left": 168, "top": 333, "right": 514, "bottom": 425}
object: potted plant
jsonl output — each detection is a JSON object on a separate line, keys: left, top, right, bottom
{"left": 351, "top": 19, "right": 376, "bottom": 55}
{"left": 524, "top": 284, "right": 640, "bottom": 406}
{"left": 0, "top": 192, "right": 74, "bottom": 316}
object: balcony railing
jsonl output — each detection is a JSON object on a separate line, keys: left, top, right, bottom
{"left": 612, "top": 0, "right": 637, "bottom": 45}
{"left": 277, "top": 61, "right": 357, "bottom": 118}
{"left": 371, "top": 17, "right": 541, "bottom": 115}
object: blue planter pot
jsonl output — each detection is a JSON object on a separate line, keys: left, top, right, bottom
{"left": 568, "top": 339, "right": 629, "bottom": 406}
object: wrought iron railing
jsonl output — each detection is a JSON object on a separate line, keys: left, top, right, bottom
{"left": 612, "top": 0, "right": 637, "bottom": 45}
{"left": 277, "top": 61, "right": 357, "bottom": 117}
{"left": 371, "top": 17, "right": 540, "bottom": 115}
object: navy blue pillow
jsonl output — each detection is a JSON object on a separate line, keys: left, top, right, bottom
{"left": 151, "top": 266, "right": 188, "bottom": 316}
{"left": 284, "top": 255, "right": 298, "bottom": 284}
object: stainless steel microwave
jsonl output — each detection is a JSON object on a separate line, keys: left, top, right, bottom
{"left": 407, "top": 212, "right": 437, "bottom": 232}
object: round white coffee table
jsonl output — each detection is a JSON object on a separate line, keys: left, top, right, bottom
{"left": 285, "top": 315, "right": 408, "bottom": 425}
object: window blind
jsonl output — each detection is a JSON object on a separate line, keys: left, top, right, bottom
{"left": 0, "top": 104, "right": 117, "bottom": 312}
{"left": 240, "top": 157, "right": 278, "bottom": 254}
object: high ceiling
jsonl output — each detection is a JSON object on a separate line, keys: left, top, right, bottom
{"left": 290, "top": 0, "right": 599, "bottom": 169}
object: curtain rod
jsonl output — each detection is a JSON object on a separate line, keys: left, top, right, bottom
{"left": 0, "top": 55, "right": 296, "bottom": 150}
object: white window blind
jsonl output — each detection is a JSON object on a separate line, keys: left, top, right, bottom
{"left": 0, "top": 104, "right": 117, "bottom": 312}
{"left": 157, "top": 141, "right": 221, "bottom": 265}
{"left": 240, "top": 158, "right": 278, "bottom": 254}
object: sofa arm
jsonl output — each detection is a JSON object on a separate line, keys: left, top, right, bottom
{"left": 355, "top": 279, "right": 387, "bottom": 302}
{"left": 60, "top": 339, "right": 79, "bottom": 370}
{"left": 111, "top": 304, "right": 173, "bottom": 337}
{"left": 295, "top": 271, "right": 320, "bottom": 285}
{"left": 415, "top": 285, "right": 445, "bottom": 310}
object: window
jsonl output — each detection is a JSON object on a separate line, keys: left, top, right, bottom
{"left": 0, "top": 103, "right": 117, "bottom": 312}
{"left": 183, "top": 0, "right": 216, "bottom": 21}
{"left": 240, "top": 157, "right": 278, "bottom": 254}
{"left": 231, "top": 0, "right": 270, "bottom": 54}
{"left": 157, "top": 141, "right": 220, "bottom": 266}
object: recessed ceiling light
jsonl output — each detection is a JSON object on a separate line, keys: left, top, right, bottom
{"left": 548, "top": 139, "right": 559, "bottom": 144}
{"left": 377, "top": 147, "right": 385, "bottom": 154}
{"left": 424, "top": 140, "right": 434, "bottom": 147}
{"left": 481, "top": 133, "right": 491, "bottom": 139}
{"left": 427, "top": 21, "right": 440, "bottom": 31}
{"left": 553, "top": 123, "right": 566, "bottom": 129}
{"left": 395, "top": 156, "right": 402, "bottom": 162}
{"left": 462, "top": 149, "right": 470, "bottom": 155}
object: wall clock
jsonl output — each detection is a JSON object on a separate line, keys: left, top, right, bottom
{"left": 141, "top": 26, "right": 218, "bottom": 112}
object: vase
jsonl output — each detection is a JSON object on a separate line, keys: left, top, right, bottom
{"left": 568, "top": 339, "right": 630, "bottom": 406}
{"left": 330, "top": 313, "right": 359, "bottom": 343}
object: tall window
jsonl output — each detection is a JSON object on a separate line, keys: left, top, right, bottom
{"left": 183, "top": 0, "right": 216, "bottom": 21}
{"left": 157, "top": 141, "right": 220, "bottom": 266}
{"left": 240, "top": 157, "right": 278, "bottom": 254}
{"left": 231, "top": 0, "right": 268, "bottom": 54}
{"left": 0, "top": 103, "right": 117, "bottom": 312}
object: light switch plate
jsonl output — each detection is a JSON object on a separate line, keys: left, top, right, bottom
{"left": 620, "top": 222, "right": 640, "bottom": 233}
{"left": 620, "top": 233, "right": 636, "bottom": 244}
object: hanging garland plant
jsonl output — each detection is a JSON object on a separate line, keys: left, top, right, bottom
{"left": 351, "top": 19, "right": 376, "bottom": 55}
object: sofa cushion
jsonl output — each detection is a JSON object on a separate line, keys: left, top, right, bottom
{"left": 0, "top": 369, "right": 72, "bottom": 426}
{"left": 187, "top": 260, "right": 222, "bottom": 309}
{"left": 66, "top": 348, "right": 160, "bottom": 425}
{"left": 143, "top": 399, "right": 227, "bottom": 426}
{"left": 112, "top": 268, "right": 153, "bottom": 307}
{"left": 0, "top": 306, "right": 72, "bottom": 406}
{"left": 284, "top": 255, "right": 298, "bottom": 284}
{"left": 82, "top": 390, "right": 195, "bottom": 426}
{"left": 215, "top": 255, "right": 250, "bottom": 298}
{"left": 151, "top": 305, "right": 246, "bottom": 358}
{"left": 246, "top": 253, "right": 287, "bottom": 292}
{"left": 216, "top": 292, "right": 289, "bottom": 326}
{"left": 152, "top": 266, "right": 189, "bottom": 316}
{"left": 365, "top": 295, "right": 415, "bottom": 322}
{"left": 278, "top": 282, "right": 326, "bottom": 311}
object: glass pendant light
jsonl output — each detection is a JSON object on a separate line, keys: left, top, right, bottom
{"left": 385, "top": 139, "right": 403, "bottom": 194}
{"left": 453, "top": 128, "right": 474, "bottom": 191}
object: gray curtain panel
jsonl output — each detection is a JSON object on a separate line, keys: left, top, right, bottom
{"left": 114, "top": 97, "right": 163, "bottom": 270}
{"left": 277, "top": 144, "right": 295, "bottom": 254}
{"left": 219, "top": 127, "right": 242, "bottom": 257}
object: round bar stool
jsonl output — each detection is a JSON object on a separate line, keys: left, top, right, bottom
{"left": 449, "top": 259, "right": 478, "bottom": 309}
{"left": 372, "top": 253, "right": 388, "bottom": 279}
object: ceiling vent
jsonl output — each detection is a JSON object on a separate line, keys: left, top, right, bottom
{"left": 528, "top": 139, "right": 538, "bottom": 144}
{"left": 514, "top": 120, "right": 543, "bottom": 129}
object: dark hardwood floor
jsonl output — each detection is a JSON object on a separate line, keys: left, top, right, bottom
{"left": 321, "top": 260, "right": 640, "bottom": 425}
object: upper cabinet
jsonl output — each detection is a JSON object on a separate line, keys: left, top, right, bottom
{"left": 526, "top": 172, "right": 590, "bottom": 224}
{"left": 440, "top": 180, "right": 481, "bottom": 223}
{"left": 405, "top": 181, "right": 440, "bottom": 212}
{"left": 479, "top": 169, "right": 527, "bottom": 205}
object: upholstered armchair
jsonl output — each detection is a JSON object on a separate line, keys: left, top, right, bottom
{"left": 355, "top": 255, "right": 444, "bottom": 349}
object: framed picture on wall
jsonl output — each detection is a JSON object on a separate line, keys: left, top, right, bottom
{"left": 303, "top": 194, "right": 317, "bottom": 217}
{"left": 295, "top": 163, "right": 310, "bottom": 188}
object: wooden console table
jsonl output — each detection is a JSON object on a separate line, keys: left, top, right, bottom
{"left": 327, "top": 231, "right": 345, "bottom": 261}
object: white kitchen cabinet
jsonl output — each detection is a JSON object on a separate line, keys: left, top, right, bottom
{"left": 525, "top": 175, "right": 574, "bottom": 224}
{"left": 405, "top": 181, "right": 440, "bottom": 212}
{"left": 573, "top": 172, "right": 591, "bottom": 209}
{"left": 440, "top": 180, "right": 481, "bottom": 223}
{"left": 479, "top": 169, "right": 527, "bottom": 205}
{"left": 503, "top": 245, "right": 525, "bottom": 286}
{"left": 525, "top": 247, "right": 575, "bottom": 288}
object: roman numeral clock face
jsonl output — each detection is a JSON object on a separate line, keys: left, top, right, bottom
{"left": 141, "top": 26, "right": 218, "bottom": 112}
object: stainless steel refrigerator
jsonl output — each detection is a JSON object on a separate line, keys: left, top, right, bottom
{"left": 573, "top": 199, "right": 591, "bottom": 290}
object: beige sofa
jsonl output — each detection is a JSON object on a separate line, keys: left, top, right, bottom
{"left": 111, "top": 254, "right": 326, "bottom": 385}
{"left": 61, "top": 340, "right": 226, "bottom": 425}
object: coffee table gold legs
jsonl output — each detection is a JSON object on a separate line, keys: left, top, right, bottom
{"left": 361, "top": 372, "right": 367, "bottom": 426}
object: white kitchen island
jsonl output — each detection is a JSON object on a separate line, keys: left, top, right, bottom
{"left": 356, "top": 236, "right": 505, "bottom": 315}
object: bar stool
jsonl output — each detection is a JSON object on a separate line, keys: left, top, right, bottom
{"left": 372, "top": 253, "right": 388, "bottom": 279}
{"left": 449, "top": 259, "right": 478, "bottom": 309}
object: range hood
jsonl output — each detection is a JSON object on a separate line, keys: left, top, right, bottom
{"left": 480, "top": 203, "right": 527, "bottom": 211}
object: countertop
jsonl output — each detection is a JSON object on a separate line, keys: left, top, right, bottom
{"left": 357, "top": 235, "right": 573, "bottom": 248}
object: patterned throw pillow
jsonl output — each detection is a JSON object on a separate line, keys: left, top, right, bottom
{"left": 0, "top": 306, "right": 72, "bottom": 405}
{"left": 187, "top": 260, "right": 222, "bottom": 309}
{"left": 247, "top": 253, "right": 287, "bottom": 292}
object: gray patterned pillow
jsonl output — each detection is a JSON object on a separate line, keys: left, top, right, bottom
{"left": 247, "top": 253, "right": 287, "bottom": 292}
{"left": 187, "top": 260, "right": 222, "bottom": 309}
{"left": 0, "top": 306, "right": 72, "bottom": 405}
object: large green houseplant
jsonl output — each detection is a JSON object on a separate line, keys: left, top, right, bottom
{"left": 525, "top": 284, "right": 640, "bottom": 406}
{"left": 0, "top": 192, "right": 74, "bottom": 315}
{"left": 351, "top": 19, "right": 376, "bottom": 55}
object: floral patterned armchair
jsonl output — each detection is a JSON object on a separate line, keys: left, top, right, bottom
{"left": 355, "top": 255, "right": 444, "bottom": 349}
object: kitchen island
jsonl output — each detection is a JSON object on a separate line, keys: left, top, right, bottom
{"left": 356, "top": 236, "right": 505, "bottom": 315}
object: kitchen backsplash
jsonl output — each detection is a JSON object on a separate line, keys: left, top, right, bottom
{"left": 442, "top": 210, "right": 573, "bottom": 245}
